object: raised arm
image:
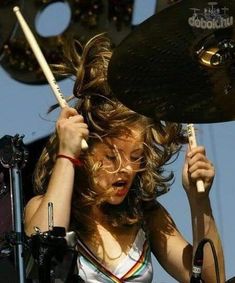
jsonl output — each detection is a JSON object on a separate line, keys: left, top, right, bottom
{"left": 24, "top": 107, "right": 89, "bottom": 236}
{"left": 145, "top": 146, "right": 225, "bottom": 283}
{"left": 183, "top": 146, "right": 225, "bottom": 282}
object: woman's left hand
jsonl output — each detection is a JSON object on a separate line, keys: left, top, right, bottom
{"left": 182, "top": 146, "right": 215, "bottom": 198}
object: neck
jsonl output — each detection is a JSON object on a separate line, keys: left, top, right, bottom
{"left": 92, "top": 205, "right": 109, "bottom": 225}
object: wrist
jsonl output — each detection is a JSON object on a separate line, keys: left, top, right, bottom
{"left": 185, "top": 185, "right": 210, "bottom": 202}
{"left": 188, "top": 196, "right": 212, "bottom": 213}
{"left": 56, "top": 154, "right": 83, "bottom": 167}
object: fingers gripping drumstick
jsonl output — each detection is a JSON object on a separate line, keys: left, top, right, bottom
{"left": 187, "top": 124, "right": 205, "bottom": 193}
{"left": 13, "top": 6, "right": 88, "bottom": 150}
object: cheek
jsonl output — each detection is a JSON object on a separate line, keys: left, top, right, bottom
{"left": 93, "top": 170, "right": 114, "bottom": 190}
{"left": 131, "top": 162, "right": 142, "bottom": 173}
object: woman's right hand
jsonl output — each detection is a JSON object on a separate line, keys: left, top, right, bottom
{"left": 56, "top": 107, "right": 89, "bottom": 158}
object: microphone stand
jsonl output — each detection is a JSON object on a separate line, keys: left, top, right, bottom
{"left": 0, "top": 134, "right": 28, "bottom": 283}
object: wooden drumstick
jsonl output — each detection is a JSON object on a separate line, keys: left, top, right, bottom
{"left": 187, "top": 124, "right": 205, "bottom": 193}
{"left": 13, "top": 6, "right": 88, "bottom": 150}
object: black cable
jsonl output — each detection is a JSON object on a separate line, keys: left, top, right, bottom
{"left": 190, "top": 238, "right": 220, "bottom": 283}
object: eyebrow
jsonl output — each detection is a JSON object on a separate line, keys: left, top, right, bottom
{"left": 131, "top": 148, "right": 144, "bottom": 154}
{"left": 111, "top": 147, "right": 144, "bottom": 154}
{"left": 103, "top": 141, "right": 144, "bottom": 152}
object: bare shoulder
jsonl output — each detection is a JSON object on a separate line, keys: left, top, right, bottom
{"left": 143, "top": 200, "right": 192, "bottom": 281}
{"left": 24, "top": 195, "right": 43, "bottom": 221}
{"left": 143, "top": 200, "right": 178, "bottom": 235}
{"left": 143, "top": 200, "right": 189, "bottom": 263}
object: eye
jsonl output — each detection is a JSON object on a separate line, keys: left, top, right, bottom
{"left": 130, "top": 155, "right": 143, "bottom": 162}
{"left": 105, "top": 154, "right": 116, "bottom": 161}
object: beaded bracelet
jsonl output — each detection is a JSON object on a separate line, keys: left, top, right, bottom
{"left": 56, "top": 154, "right": 83, "bottom": 167}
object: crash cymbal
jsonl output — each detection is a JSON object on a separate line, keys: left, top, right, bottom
{"left": 107, "top": 0, "right": 235, "bottom": 123}
{"left": 0, "top": 0, "right": 21, "bottom": 57}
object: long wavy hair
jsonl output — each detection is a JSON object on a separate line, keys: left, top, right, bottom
{"left": 33, "top": 34, "right": 187, "bottom": 235}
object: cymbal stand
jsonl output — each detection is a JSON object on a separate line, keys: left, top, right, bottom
{"left": 0, "top": 134, "right": 28, "bottom": 283}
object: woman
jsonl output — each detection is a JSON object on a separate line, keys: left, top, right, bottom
{"left": 24, "top": 34, "right": 225, "bottom": 282}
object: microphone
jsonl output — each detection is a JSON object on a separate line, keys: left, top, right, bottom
{"left": 190, "top": 239, "right": 209, "bottom": 283}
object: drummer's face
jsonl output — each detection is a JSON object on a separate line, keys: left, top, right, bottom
{"left": 90, "top": 126, "right": 144, "bottom": 205}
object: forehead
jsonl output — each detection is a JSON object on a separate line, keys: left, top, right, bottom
{"left": 110, "top": 128, "right": 144, "bottom": 145}
{"left": 94, "top": 127, "right": 144, "bottom": 152}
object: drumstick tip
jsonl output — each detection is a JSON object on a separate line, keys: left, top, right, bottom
{"left": 13, "top": 6, "right": 20, "bottom": 13}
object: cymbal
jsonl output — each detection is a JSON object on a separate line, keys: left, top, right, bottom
{"left": 107, "top": 0, "right": 235, "bottom": 123}
{"left": 0, "top": 1, "right": 21, "bottom": 56}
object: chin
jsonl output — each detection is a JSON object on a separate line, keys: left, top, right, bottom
{"left": 106, "top": 195, "right": 127, "bottom": 205}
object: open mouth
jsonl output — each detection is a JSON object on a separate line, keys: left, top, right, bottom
{"left": 112, "top": 180, "right": 129, "bottom": 196}
{"left": 112, "top": 180, "right": 127, "bottom": 188}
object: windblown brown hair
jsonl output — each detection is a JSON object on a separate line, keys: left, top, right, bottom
{"left": 33, "top": 34, "right": 187, "bottom": 235}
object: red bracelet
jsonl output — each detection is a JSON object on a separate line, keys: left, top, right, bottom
{"left": 56, "top": 154, "right": 83, "bottom": 167}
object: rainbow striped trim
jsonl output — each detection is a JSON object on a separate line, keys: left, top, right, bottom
{"left": 77, "top": 236, "right": 151, "bottom": 282}
{"left": 121, "top": 240, "right": 150, "bottom": 280}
